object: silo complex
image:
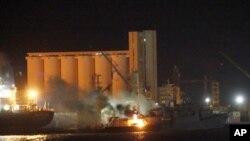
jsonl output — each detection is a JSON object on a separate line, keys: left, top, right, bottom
{"left": 27, "top": 51, "right": 128, "bottom": 96}
{"left": 77, "top": 55, "right": 94, "bottom": 93}
{"left": 43, "top": 57, "right": 61, "bottom": 89}
{"left": 111, "top": 55, "right": 128, "bottom": 97}
{"left": 94, "top": 55, "right": 112, "bottom": 91}
{"left": 26, "top": 30, "right": 158, "bottom": 102}
{"left": 60, "top": 56, "right": 78, "bottom": 86}
{"left": 26, "top": 57, "right": 44, "bottom": 91}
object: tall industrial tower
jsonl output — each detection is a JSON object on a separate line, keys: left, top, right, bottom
{"left": 129, "top": 30, "right": 158, "bottom": 102}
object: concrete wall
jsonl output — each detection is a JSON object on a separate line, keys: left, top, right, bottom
{"left": 111, "top": 55, "right": 128, "bottom": 97}
{"left": 94, "top": 55, "right": 112, "bottom": 91}
{"left": 128, "top": 30, "right": 158, "bottom": 102}
{"left": 26, "top": 57, "right": 44, "bottom": 91}
{"left": 77, "top": 55, "right": 94, "bottom": 94}
{"left": 43, "top": 57, "right": 61, "bottom": 89}
{"left": 60, "top": 56, "right": 78, "bottom": 86}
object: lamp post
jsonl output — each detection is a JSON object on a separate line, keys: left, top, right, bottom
{"left": 205, "top": 97, "right": 211, "bottom": 108}
{"left": 235, "top": 95, "right": 245, "bottom": 111}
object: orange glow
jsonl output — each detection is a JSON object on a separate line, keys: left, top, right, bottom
{"left": 27, "top": 89, "right": 38, "bottom": 100}
{"left": 127, "top": 114, "right": 147, "bottom": 128}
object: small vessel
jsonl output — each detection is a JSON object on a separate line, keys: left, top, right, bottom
{"left": 105, "top": 107, "right": 173, "bottom": 131}
{"left": 164, "top": 105, "right": 228, "bottom": 130}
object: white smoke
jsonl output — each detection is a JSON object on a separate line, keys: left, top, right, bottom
{"left": 44, "top": 78, "right": 159, "bottom": 128}
{"left": 100, "top": 91, "right": 159, "bottom": 124}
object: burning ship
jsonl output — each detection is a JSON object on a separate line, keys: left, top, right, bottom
{"left": 103, "top": 104, "right": 172, "bottom": 131}
{"left": 106, "top": 114, "right": 149, "bottom": 131}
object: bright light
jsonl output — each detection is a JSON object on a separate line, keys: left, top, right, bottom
{"left": 127, "top": 114, "right": 147, "bottom": 128}
{"left": 235, "top": 95, "right": 244, "bottom": 105}
{"left": 0, "top": 89, "right": 13, "bottom": 98}
{"left": 95, "top": 52, "right": 102, "bottom": 56}
{"left": 13, "top": 105, "right": 20, "bottom": 111}
{"left": 28, "top": 89, "right": 38, "bottom": 100}
{"left": 3, "top": 105, "right": 10, "bottom": 111}
{"left": 205, "top": 97, "right": 210, "bottom": 104}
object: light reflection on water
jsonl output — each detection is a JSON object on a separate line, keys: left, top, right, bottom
{"left": 0, "top": 134, "right": 58, "bottom": 141}
{"left": 131, "top": 132, "right": 146, "bottom": 140}
{"left": 0, "top": 132, "right": 146, "bottom": 141}
{"left": 0, "top": 128, "right": 229, "bottom": 141}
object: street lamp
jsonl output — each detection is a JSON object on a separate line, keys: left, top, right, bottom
{"left": 234, "top": 95, "right": 245, "bottom": 111}
{"left": 205, "top": 97, "right": 210, "bottom": 104}
{"left": 205, "top": 97, "right": 210, "bottom": 107}
{"left": 235, "top": 95, "right": 244, "bottom": 105}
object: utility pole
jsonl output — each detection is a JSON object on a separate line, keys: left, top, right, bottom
{"left": 204, "top": 75, "right": 208, "bottom": 97}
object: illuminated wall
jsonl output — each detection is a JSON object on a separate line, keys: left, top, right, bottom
{"left": 43, "top": 56, "right": 61, "bottom": 89}
{"left": 26, "top": 30, "right": 158, "bottom": 101}
{"left": 26, "top": 57, "right": 44, "bottom": 91}
{"left": 111, "top": 55, "right": 128, "bottom": 98}
{"left": 60, "top": 56, "right": 78, "bottom": 87}
{"left": 77, "top": 55, "right": 94, "bottom": 94}
{"left": 95, "top": 55, "right": 112, "bottom": 91}
{"left": 129, "top": 30, "right": 158, "bottom": 102}
{"left": 26, "top": 51, "right": 129, "bottom": 98}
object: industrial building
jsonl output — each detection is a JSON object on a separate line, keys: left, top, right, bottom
{"left": 26, "top": 30, "right": 158, "bottom": 101}
{"left": 158, "top": 83, "right": 181, "bottom": 107}
{"left": 129, "top": 30, "right": 158, "bottom": 101}
{"left": 26, "top": 51, "right": 128, "bottom": 98}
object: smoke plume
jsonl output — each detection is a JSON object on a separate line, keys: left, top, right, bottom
{"left": 44, "top": 77, "right": 158, "bottom": 128}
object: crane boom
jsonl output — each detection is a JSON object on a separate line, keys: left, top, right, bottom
{"left": 99, "top": 52, "right": 131, "bottom": 87}
{"left": 220, "top": 51, "right": 250, "bottom": 79}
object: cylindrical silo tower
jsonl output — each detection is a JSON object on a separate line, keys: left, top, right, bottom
{"left": 43, "top": 56, "right": 61, "bottom": 89}
{"left": 111, "top": 55, "right": 128, "bottom": 98}
{"left": 60, "top": 56, "right": 78, "bottom": 86}
{"left": 77, "top": 55, "right": 94, "bottom": 94}
{"left": 26, "top": 57, "right": 44, "bottom": 91}
{"left": 94, "top": 55, "right": 112, "bottom": 92}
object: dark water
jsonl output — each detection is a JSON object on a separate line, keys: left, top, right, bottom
{"left": 0, "top": 128, "right": 229, "bottom": 141}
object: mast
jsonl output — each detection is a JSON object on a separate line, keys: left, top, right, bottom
{"left": 136, "top": 71, "right": 141, "bottom": 113}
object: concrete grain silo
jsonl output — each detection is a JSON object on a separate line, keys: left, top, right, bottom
{"left": 111, "top": 55, "right": 128, "bottom": 97}
{"left": 94, "top": 55, "right": 112, "bottom": 92}
{"left": 60, "top": 56, "right": 78, "bottom": 86}
{"left": 43, "top": 57, "right": 61, "bottom": 89}
{"left": 26, "top": 57, "right": 44, "bottom": 91}
{"left": 129, "top": 30, "right": 158, "bottom": 102}
{"left": 77, "top": 55, "right": 94, "bottom": 94}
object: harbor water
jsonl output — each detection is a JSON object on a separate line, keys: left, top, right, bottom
{"left": 0, "top": 127, "right": 229, "bottom": 141}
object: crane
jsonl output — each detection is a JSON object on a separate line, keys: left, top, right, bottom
{"left": 99, "top": 52, "right": 144, "bottom": 112}
{"left": 99, "top": 52, "right": 131, "bottom": 88}
{"left": 220, "top": 51, "right": 250, "bottom": 79}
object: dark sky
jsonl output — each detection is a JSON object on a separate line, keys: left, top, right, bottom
{"left": 1, "top": 0, "right": 250, "bottom": 104}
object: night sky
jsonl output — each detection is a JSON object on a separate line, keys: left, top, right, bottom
{"left": 0, "top": 0, "right": 250, "bottom": 104}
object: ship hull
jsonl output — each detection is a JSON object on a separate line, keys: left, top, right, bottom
{"left": 163, "top": 108, "right": 228, "bottom": 130}
{"left": 0, "top": 111, "right": 54, "bottom": 128}
{"left": 105, "top": 124, "right": 161, "bottom": 132}
{"left": 104, "top": 116, "right": 168, "bottom": 132}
